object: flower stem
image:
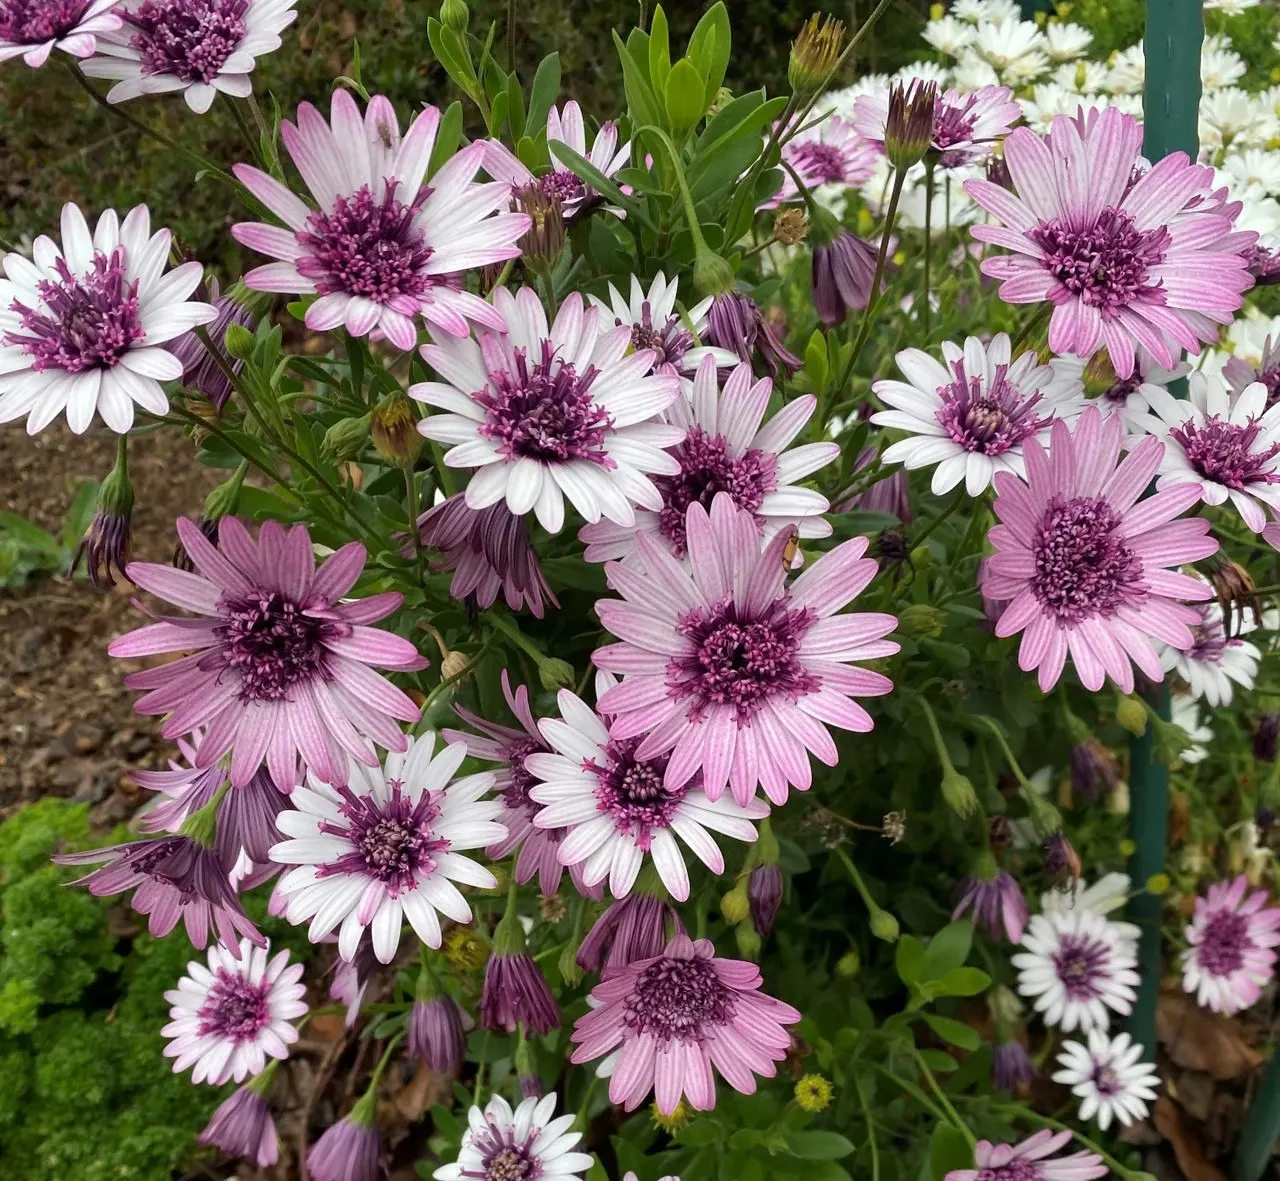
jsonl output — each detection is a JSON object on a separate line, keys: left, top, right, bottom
{"left": 910, "top": 485, "right": 966, "bottom": 549}
{"left": 909, "top": 1049, "right": 976, "bottom": 1147}
{"left": 854, "top": 1073, "right": 880, "bottom": 1181}
{"left": 405, "top": 466, "right": 426, "bottom": 580}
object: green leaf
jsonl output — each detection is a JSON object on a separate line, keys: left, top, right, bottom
{"left": 696, "top": 92, "right": 787, "bottom": 161}
{"left": 689, "top": 133, "right": 761, "bottom": 205}
{"left": 675, "top": 1119, "right": 723, "bottom": 1147}
{"left": 929, "top": 1124, "right": 973, "bottom": 1181}
{"left": 918, "top": 1049, "right": 960, "bottom": 1072}
{"left": 0, "top": 512, "right": 60, "bottom": 556}
{"left": 526, "top": 53, "right": 561, "bottom": 133}
{"left": 921, "top": 1013, "right": 981, "bottom": 1052}
{"left": 895, "top": 934, "right": 927, "bottom": 986}
{"left": 687, "top": 1, "right": 731, "bottom": 105}
{"left": 427, "top": 18, "right": 479, "bottom": 99}
{"left": 664, "top": 59, "right": 706, "bottom": 136}
{"left": 505, "top": 72, "right": 526, "bottom": 140}
{"left": 922, "top": 921, "right": 973, "bottom": 980}
{"left": 785, "top": 1131, "right": 855, "bottom": 1161}
{"left": 648, "top": 6, "right": 672, "bottom": 99}
{"left": 936, "top": 967, "right": 992, "bottom": 997}
{"left": 613, "top": 29, "right": 662, "bottom": 129}
{"left": 804, "top": 330, "right": 829, "bottom": 397}
{"left": 547, "top": 140, "right": 645, "bottom": 225}
{"left": 489, "top": 89, "right": 510, "bottom": 142}
{"left": 60, "top": 480, "right": 99, "bottom": 553}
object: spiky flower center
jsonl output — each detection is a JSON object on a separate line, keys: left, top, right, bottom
{"left": 321, "top": 780, "right": 448, "bottom": 894}
{"left": 975, "top": 1160, "right": 1043, "bottom": 1181}
{"left": 478, "top": 340, "right": 613, "bottom": 465}
{"left": 0, "top": 0, "right": 88, "bottom": 41}
{"left": 1029, "top": 209, "right": 1169, "bottom": 313}
{"left": 1169, "top": 415, "right": 1280, "bottom": 491}
{"left": 128, "top": 0, "right": 247, "bottom": 83}
{"left": 672, "top": 594, "right": 818, "bottom": 722}
{"left": 6, "top": 251, "right": 143, "bottom": 372}
{"left": 626, "top": 300, "right": 694, "bottom": 368}
{"left": 216, "top": 590, "right": 330, "bottom": 702}
{"left": 537, "top": 169, "right": 586, "bottom": 207}
{"left": 625, "top": 955, "right": 734, "bottom": 1043}
{"left": 655, "top": 428, "right": 777, "bottom": 555}
{"left": 589, "top": 738, "right": 685, "bottom": 848}
{"left": 789, "top": 141, "right": 849, "bottom": 185}
{"left": 1052, "top": 932, "right": 1112, "bottom": 1001}
{"left": 198, "top": 969, "right": 270, "bottom": 1041}
{"left": 1196, "top": 907, "right": 1250, "bottom": 977}
{"left": 297, "top": 181, "right": 433, "bottom": 305}
{"left": 500, "top": 736, "right": 544, "bottom": 815}
{"left": 1187, "top": 615, "right": 1228, "bottom": 666}
{"left": 483, "top": 1146, "right": 535, "bottom": 1181}
{"left": 1030, "top": 494, "right": 1144, "bottom": 625}
{"left": 934, "top": 360, "right": 1048, "bottom": 456}
{"left": 932, "top": 94, "right": 980, "bottom": 150}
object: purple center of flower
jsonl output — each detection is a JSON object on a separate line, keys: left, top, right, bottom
{"left": 588, "top": 738, "right": 686, "bottom": 848}
{"left": 0, "top": 0, "right": 88, "bottom": 41}
{"left": 626, "top": 300, "right": 694, "bottom": 369}
{"left": 6, "top": 251, "right": 143, "bottom": 373}
{"left": 1029, "top": 209, "right": 1169, "bottom": 314}
{"left": 1030, "top": 495, "right": 1144, "bottom": 625}
{"left": 790, "top": 141, "right": 848, "bottom": 185}
{"left": 477, "top": 340, "right": 613, "bottom": 465}
{"left": 1196, "top": 907, "right": 1250, "bottom": 977}
{"left": 932, "top": 95, "right": 979, "bottom": 150}
{"left": 1052, "top": 932, "right": 1111, "bottom": 1001}
{"left": 501, "top": 736, "right": 544, "bottom": 816}
{"left": 1101, "top": 374, "right": 1142, "bottom": 405}
{"left": 671, "top": 594, "right": 818, "bottom": 722}
{"left": 1187, "top": 616, "right": 1228, "bottom": 666}
{"left": 321, "top": 780, "right": 448, "bottom": 895}
{"left": 538, "top": 169, "right": 587, "bottom": 207}
{"left": 1261, "top": 365, "right": 1280, "bottom": 411}
{"left": 215, "top": 590, "right": 330, "bottom": 702}
{"left": 934, "top": 360, "right": 1048, "bottom": 456}
{"left": 975, "top": 1161, "right": 1042, "bottom": 1181}
{"left": 481, "top": 1146, "right": 536, "bottom": 1181}
{"left": 625, "top": 955, "right": 734, "bottom": 1043}
{"left": 1091, "top": 1062, "right": 1122, "bottom": 1097}
{"left": 198, "top": 969, "right": 270, "bottom": 1041}
{"left": 127, "top": 0, "right": 247, "bottom": 83}
{"left": 1168, "top": 416, "right": 1280, "bottom": 491}
{"left": 654, "top": 428, "right": 777, "bottom": 556}
{"left": 297, "top": 181, "right": 433, "bottom": 306}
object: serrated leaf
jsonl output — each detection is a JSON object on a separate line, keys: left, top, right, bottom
{"left": 921, "top": 1013, "right": 982, "bottom": 1052}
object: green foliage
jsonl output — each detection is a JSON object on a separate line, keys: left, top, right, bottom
{"left": 0, "top": 480, "right": 96, "bottom": 588}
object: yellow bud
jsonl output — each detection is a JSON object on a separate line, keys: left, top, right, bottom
{"left": 1118, "top": 837, "right": 1136, "bottom": 858}
{"left": 835, "top": 948, "right": 861, "bottom": 978}
{"left": 929, "top": 2, "right": 944, "bottom": 17}
{"left": 721, "top": 887, "right": 750, "bottom": 925}
{"left": 870, "top": 909, "right": 899, "bottom": 943}
{"left": 1115, "top": 694, "right": 1147, "bottom": 736}
{"left": 1145, "top": 872, "right": 1170, "bottom": 896}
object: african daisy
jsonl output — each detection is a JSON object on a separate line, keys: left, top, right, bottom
{"left": 944, "top": 1131, "right": 1106, "bottom": 1181}
{"left": 854, "top": 83, "right": 1022, "bottom": 167}
{"left": 594, "top": 493, "right": 899, "bottom": 807}
{"left": 1049, "top": 348, "right": 1187, "bottom": 429}
{"left": 1181, "top": 874, "right": 1280, "bottom": 1015}
{"left": 1053, "top": 1030, "right": 1159, "bottom": 1130}
{"left": 1160, "top": 601, "right": 1260, "bottom": 707}
{"left": 0, "top": 202, "right": 215, "bottom": 434}
{"left": 579, "top": 355, "right": 838, "bottom": 563}
{"left": 965, "top": 107, "right": 1254, "bottom": 379}
{"left": 982, "top": 406, "right": 1218, "bottom": 693}
{"left": 269, "top": 733, "right": 503, "bottom": 962}
{"left": 232, "top": 90, "right": 528, "bottom": 346}
{"left": 412, "top": 286, "right": 684, "bottom": 534}
{"left": 0, "top": 0, "right": 120, "bottom": 67}
{"left": 765, "top": 115, "right": 879, "bottom": 208}
{"left": 199, "top": 1084, "right": 280, "bottom": 1168}
{"left": 434, "top": 1094, "right": 593, "bottom": 1181}
{"left": 109, "top": 517, "right": 425, "bottom": 790}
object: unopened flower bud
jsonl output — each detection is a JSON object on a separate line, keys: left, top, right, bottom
{"left": 735, "top": 922, "right": 761, "bottom": 960}
{"left": 774, "top": 207, "right": 809, "bottom": 246}
{"left": 869, "top": 908, "right": 900, "bottom": 943}
{"left": 835, "top": 948, "right": 861, "bottom": 978}
{"left": 985, "top": 153, "right": 1014, "bottom": 191}
{"left": 223, "top": 320, "right": 257, "bottom": 363}
{"left": 898, "top": 603, "right": 947, "bottom": 638}
{"left": 1205, "top": 552, "right": 1261, "bottom": 636}
{"left": 371, "top": 391, "right": 420, "bottom": 467}
{"left": 322, "top": 414, "right": 371, "bottom": 462}
{"left": 72, "top": 438, "right": 134, "bottom": 588}
{"left": 441, "top": 649, "right": 470, "bottom": 681}
{"left": 537, "top": 656, "right": 575, "bottom": 692}
{"left": 1081, "top": 349, "right": 1119, "bottom": 399}
{"left": 514, "top": 182, "right": 566, "bottom": 273}
{"left": 747, "top": 865, "right": 783, "bottom": 936}
{"left": 1255, "top": 714, "right": 1280, "bottom": 763}
{"left": 884, "top": 80, "right": 936, "bottom": 170}
{"left": 692, "top": 251, "right": 736, "bottom": 299}
{"left": 1107, "top": 779, "right": 1130, "bottom": 815}
{"left": 789, "top": 14, "right": 846, "bottom": 101}
{"left": 440, "top": 0, "right": 468, "bottom": 29}
{"left": 1115, "top": 693, "right": 1147, "bottom": 736}
{"left": 721, "top": 886, "right": 750, "bottom": 925}
{"left": 1043, "top": 832, "right": 1081, "bottom": 882}
{"left": 942, "top": 769, "right": 978, "bottom": 818}
{"left": 557, "top": 937, "right": 583, "bottom": 988}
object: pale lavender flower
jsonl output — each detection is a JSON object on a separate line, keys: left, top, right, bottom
{"left": 168, "top": 276, "right": 255, "bottom": 412}
{"left": 1182, "top": 874, "right": 1280, "bottom": 1015}
{"left": 945, "top": 1130, "right": 1105, "bottom": 1181}
{"left": 576, "top": 892, "right": 683, "bottom": 977}
{"left": 953, "top": 868, "right": 1027, "bottom": 942}
{"left": 308, "top": 1114, "right": 382, "bottom": 1181}
{"left": 480, "top": 950, "right": 560, "bottom": 1034}
{"left": 409, "top": 994, "right": 472, "bottom": 1073}
{"left": 199, "top": 1084, "right": 280, "bottom": 1167}
{"left": 433, "top": 1094, "right": 592, "bottom": 1181}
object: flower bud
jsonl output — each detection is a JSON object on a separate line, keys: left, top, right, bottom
{"left": 747, "top": 865, "right": 783, "bottom": 936}
{"left": 1205, "top": 552, "right": 1261, "bottom": 635}
{"left": 538, "top": 657, "right": 575, "bottom": 692}
{"left": 72, "top": 438, "right": 133, "bottom": 589}
{"left": 371, "top": 391, "right": 421, "bottom": 467}
{"left": 1255, "top": 714, "right": 1280, "bottom": 763}
{"left": 223, "top": 320, "right": 257, "bottom": 363}
{"left": 441, "top": 649, "right": 470, "bottom": 681}
{"left": 514, "top": 182, "right": 566, "bottom": 273}
{"left": 1107, "top": 779, "right": 1130, "bottom": 815}
{"left": 898, "top": 603, "right": 947, "bottom": 638}
{"left": 941, "top": 768, "right": 978, "bottom": 818}
{"left": 557, "top": 937, "right": 583, "bottom": 988}
{"left": 774, "top": 207, "right": 809, "bottom": 246}
{"left": 1114, "top": 693, "right": 1147, "bottom": 736}
{"left": 692, "top": 251, "right": 736, "bottom": 299}
{"left": 440, "top": 0, "right": 468, "bottom": 29}
{"left": 321, "top": 414, "right": 371, "bottom": 462}
{"left": 869, "top": 908, "right": 900, "bottom": 943}
{"left": 734, "top": 921, "right": 761, "bottom": 960}
{"left": 835, "top": 948, "right": 860, "bottom": 978}
{"left": 789, "top": 14, "right": 846, "bottom": 101}
{"left": 884, "top": 80, "right": 936, "bottom": 170}
{"left": 721, "top": 886, "right": 750, "bottom": 925}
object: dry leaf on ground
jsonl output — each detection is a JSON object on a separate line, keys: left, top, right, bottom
{"left": 1157, "top": 990, "right": 1263, "bottom": 1079}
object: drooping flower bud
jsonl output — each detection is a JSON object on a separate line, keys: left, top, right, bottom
{"left": 307, "top": 1093, "right": 382, "bottom": 1181}
{"left": 1204, "top": 552, "right": 1261, "bottom": 636}
{"left": 1043, "top": 831, "right": 1081, "bottom": 883}
{"left": 538, "top": 656, "right": 576, "bottom": 692}
{"left": 321, "top": 414, "right": 371, "bottom": 462}
{"left": 480, "top": 907, "right": 559, "bottom": 1033}
{"left": 811, "top": 230, "right": 879, "bottom": 326}
{"left": 992, "top": 1041, "right": 1036, "bottom": 1092}
{"left": 174, "top": 465, "right": 246, "bottom": 571}
{"left": 869, "top": 908, "right": 900, "bottom": 942}
{"left": 199, "top": 1072, "right": 280, "bottom": 1167}
{"left": 408, "top": 969, "right": 472, "bottom": 1074}
{"left": 705, "top": 288, "right": 802, "bottom": 378}
{"left": 514, "top": 182, "right": 566, "bottom": 273}
{"left": 748, "top": 865, "right": 784, "bottom": 936}
{"left": 1115, "top": 693, "right": 1148, "bottom": 736}
{"left": 884, "top": 80, "right": 937, "bottom": 170}
{"left": 72, "top": 436, "right": 133, "bottom": 588}
{"left": 789, "top": 14, "right": 845, "bottom": 101}
{"left": 370, "top": 390, "right": 421, "bottom": 467}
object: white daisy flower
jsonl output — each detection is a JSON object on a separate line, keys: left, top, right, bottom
{"left": 1205, "top": 0, "right": 1259, "bottom": 12}
{"left": 1041, "top": 872, "right": 1141, "bottom": 957}
{"left": 434, "top": 1094, "right": 593, "bottom": 1181}
{"left": 972, "top": 17, "right": 1047, "bottom": 70}
{"left": 268, "top": 734, "right": 504, "bottom": 963}
{"left": 80, "top": 0, "right": 297, "bottom": 114}
{"left": 1043, "top": 22, "right": 1092, "bottom": 61}
{"left": 1052, "top": 1030, "right": 1159, "bottom": 1131}
{"left": 525, "top": 684, "right": 769, "bottom": 901}
{"left": 0, "top": 202, "right": 215, "bottom": 434}
{"left": 951, "top": 50, "right": 1002, "bottom": 90}
{"left": 923, "top": 15, "right": 976, "bottom": 56}
{"left": 162, "top": 937, "right": 308, "bottom": 1085}
{"left": 0, "top": 0, "right": 121, "bottom": 67}
{"left": 1105, "top": 45, "right": 1145, "bottom": 96}
{"left": 872, "top": 333, "right": 1085, "bottom": 497}
{"left": 952, "top": 0, "right": 1021, "bottom": 24}
{"left": 579, "top": 355, "right": 837, "bottom": 564}
{"left": 893, "top": 60, "right": 952, "bottom": 89}
{"left": 1161, "top": 599, "right": 1260, "bottom": 706}
{"left": 1220, "top": 151, "right": 1280, "bottom": 200}
{"left": 1012, "top": 909, "right": 1140, "bottom": 1032}
{"left": 411, "top": 286, "right": 684, "bottom": 535}
{"left": 1049, "top": 60, "right": 1109, "bottom": 94}
{"left": 1049, "top": 350, "right": 1188, "bottom": 430}
{"left": 1171, "top": 693, "right": 1212, "bottom": 765}
{"left": 1200, "top": 88, "right": 1272, "bottom": 152}
{"left": 1200, "top": 44, "right": 1248, "bottom": 91}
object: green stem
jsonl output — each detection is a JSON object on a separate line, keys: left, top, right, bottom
{"left": 473, "top": 1031, "right": 492, "bottom": 1106}
{"left": 488, "top": 610, "right": 546, "bottom": 664}
{"left": 854, "top": 1074, "right": 880, "bottom": 1181}
{"left": 909, "top": 1049, "right": 976, "bottom": 1148}
{"left": 911, "top": 485, "right": 966, "bottom": 549}
{"left": 643, "top": 126, "right": 711, "bottom": 259}
{"left": 917, "top": 697, "right": 956, "bottom": 775}
{"left": 574, "top": 1074, "right": 599, "bottom": 1131}
{"left": 868, "top": 1061, "right": 951, "bottom": 1128}
{"left": 223, "top": 92, "right": 264, "bottom": 169}
{"left": 405, "top": 466, "right": 425, "bottom": 580}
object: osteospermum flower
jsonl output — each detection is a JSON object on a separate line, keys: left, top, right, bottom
{"left": 1050, "top": 348, "right": 1187, "bottom": 429}
{"left": 1181, "top": 875, "right": 1280, "bottom": 1015}
{"left": 1052, "top": 1030, "right": 1159, "bottom": 1130}
{"left": 1223, "top": 333, "right": 1280, "bottom": 408}
{"left": 1012, "top": 908, "right": 1140, "bottom": 1032}
{"left": 765, "top": 115, "right": 879, "bottom": 208}
{"left": 0, "top": 203, "right": 215, "bottom": 434}
{"left": 269, "top": 734, "right": 503, "bottom": 962}
{"left": 232, "top": 90, "right": 528, "bottom": 346}
{"left": 577, "top": 891, "right": 683, "bottom": 977}
{"left": 982, "top": 407, "right": 1218, "bottom": 693}
{"left": 0, "top": 0, "right": 120, "bottom": 67}
{"left": 953, "top": 868, "right": 1028, "bottom": 942}
{"left": 412, "top": 286, "right": 683, "bottom": 534}
{"left": 1141, "top": 373, "right": 1280, "bottom": 533}
{"left": 434, "top": 1094, "right": 593, "bottom": 1181}
{"left": 593, "top": 493, "right": 898, "bottom": 807}
{"left": 199, "top": 1084, "right": 280, "bottom": 1168}
{"left": 944, "top": 1130, "right": 1106, "bottom": 1181}
{"left": 162, "top": 938, "right": 307, "bottom": 1085}
{"left": 872, "top": 333, "right": 1085, "bottom": 496}
{"left": 483, "top": 101, "right": 630, "bottom": 221}
{"left": 965, "top": 107, "right": 1254, "bottom": 379}
{"left": 109, "top": 517, "right": 425, "bottom": 790}
{"left": 1160, "top": 602, "right": 1260, "bottom": 707}
{"left": 79, "top": 0, "right": 296, "bottom": 113}
{"left": 855, "top": 84, "right": 1021, "bottom": 167}
{"left": 570, "top": 933, "right": 801, "bottom": 1113}
{"left": 580, "top": 356, "right": 838, "bottom": 563}
{"left": 525, "top": 686, "right": 769, "bottom": 901}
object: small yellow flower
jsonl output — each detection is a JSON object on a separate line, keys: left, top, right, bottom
{"left": 795, "top": 1074, "right": 833, "bottom": 1112}
{"left": 651, "top": 1099, "right": 691, "bottom": 1132}
{"left": 442, "top": 926, "right": 487, "bottom": 972}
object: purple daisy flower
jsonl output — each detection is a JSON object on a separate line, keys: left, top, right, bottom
{"left": 1224, "top": 333, "right": 1280, "bottom": 410}
{"left": 762, "top": 115, "right": 878, "bottom": 209}
{"left": 199, "top": 1083, "right": 280, "bottom": 1168}
{"left": 945, "top": 1130, "right": 1106, "bottom": 1181}
{"left": 855, "top": 84, "right": 1021, "bottom": 168}
{"left": 593, "top": 492, "right": 899, "bottom": 808}
{"left": 109, "top": 516, "right": 426, "bottom": 791}
{"left": 79, "top": 0, "right": 296, "bottom": 113}
{"left": 1181, "top": 874, "right": 1280, "bottom": 1015}
{"left": 577, "top": 891, "right": 684, "bottom": 977}
{"left": 982, "top": 406, "right": 1218, "bottom": 693}
{"left": 992, "top": 1041, "right": 1037, "bottom": 1091}
{"left": 812, "top": 231, "right": 880, "bottom": 326}
{"left": 0, "top": 0, "right": 120, "bottom": 66}
{"left": 579, "top": 356, "right": 838, "bottom": 564}
{"left": 408, "top": 993, "right": 472, "bottom": 1073}
{"left": 480, "top": 949, "right": 560, "bottom": 1034}
{"left": 704, "top": 289, "right": 801, "bottom": 379}
{"left": 308, "top": 1114, "right": 382, "bottom": 1181}
{"left": 965, "top": 107, "right": 1254, "bottom": 379}
{"left": 434, "top": 1094, "right": 593, "bottom": 1181}
{"left": 953, "top": 868, "right": 1028, "bottom": 942}
{"left": 233, "top": 90, "right": 528, "bottom": 346}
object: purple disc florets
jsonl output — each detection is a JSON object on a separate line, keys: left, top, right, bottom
{"left": 537, "top": 168, "right": 587, "bottom": 207}
{"left": 1030, "top": 495, "right": 1144, "bottom": 625}
{"left": 296, "top": 181, "right": 433, "bottom": 305}
{"left": 655, "top": 427, "right": 777, "bottom": 555}
{"left": 1053, "top": 932, "right": 1112, "bottom": 1002}
{"left": 214, "top": 589, "right": 330, "bottom": 702}
{"left": 128, "top": 0, "right": 247, "bottom": 82}
{"left": 672, "top": 594, "right": 818, "bottom": 722}
{"left": 789, "top": 141, "right": 846, "bottom": 184}
{"left": 934, "top": 360, "right": 1049, "bottom": 456}
{"left": 932, "top": 94, "right": 979, "bottom": 153}
{"left": 1169, "top": 416, "right": 1280, "bottom": 491}
{"left": 480, "top": 1145, "right": 537, "bottom": 1181}
{"left": 624, "top": 955, "right": 733, "bottom": 1043}
{"left": 0, "top": 0, "right": 88, "bottom": 41}
{"left": 1193, "top": 907, "right": 1249, "bottom": 978}
{"left": 625, "top": 300, "right": 694, "bottom": 368}
{"left": 478, "top": 340, "right": 612, "bottom": 464}
{"left": 199, "top": 968, "right": 271, "bottom": 1041}
{"left": 1029, "top": 209, "right": 1170, "bottom": 314}
{"left": 589, "top": 739, "right": 685, "bottom": 847}
{"left": 499, "top": 735, "right": 543, "bottom": 815}
{"left": 6, "top": 251, "right": 142, "bottom": 372}
{"left": 321, "top": 782, "right": 447, "bottom": 895}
